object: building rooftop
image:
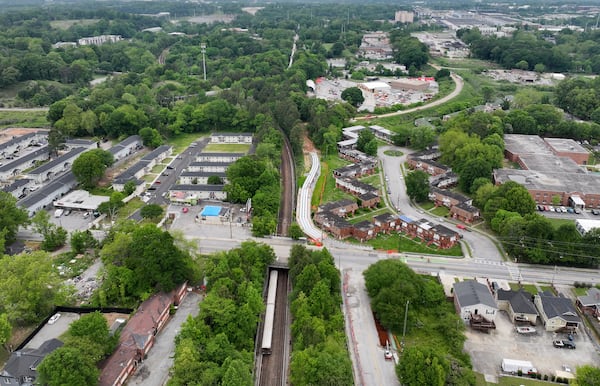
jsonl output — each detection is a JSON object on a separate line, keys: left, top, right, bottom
{"left": 0, "top": 146, "right": 49, "bottom": 172}
{"left": 536, "top": 291, "right": 580, "bottom": 322}
{"left": 140, "top": 145, "right": 171, "bottom": 162}
{"left": 54, "top": 189, "right": 110, "bottom": 210}
{"left": 504, "top": 134, "right": 553, "bottom": 156}
{"left": 544, "top": 137, "right": 588, "bottom": 154}
{"left": 517, "top": 153, "right": 584, "bottom": 173}
{"left": 493, "top": 169, "right": 600, "bottom": 195}
{"left": 0, "top": 131, "right": 47, "bottom": 151}
{"left": 454, "top": 280, "right": 497, "bottom": 309}
{"left": 497, "top": 288, "right": 538, "bottom": 315}
{"left": 28, "top": 147, "right": 86, "bottom": 175}
{"left": 169, "top": 184, "right": 224, "bottom": 192}
{"left": 18, "top": 172, "right": 76, "bottom": 208}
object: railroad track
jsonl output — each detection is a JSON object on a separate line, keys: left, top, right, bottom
{"left": 277, "top": 131, "right": 295, "bottom": 236}
{"left": 258, "top": 269, "right": 290, "bottom": 386}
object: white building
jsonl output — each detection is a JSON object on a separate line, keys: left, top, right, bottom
{"left": 395, "top": 11, "right": 414, "bottom": 23}
{"left": 453, "top": 280, "right": 498, "bottom": 323}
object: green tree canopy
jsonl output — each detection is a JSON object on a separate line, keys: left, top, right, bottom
{"left": 405, "top": 170, "right": 430, "bottom": 202}
{"left": 397, "top": 347, "right": 447, "bottom": 386}
{"left": 37, "top": 346, "right": 99, "bottom": 386}
{"left": 140, "top": 203, "right": 164, "bottom": 220}
{"left": 0, "top": 191, "right": 29, "bottom": 245}
{"left": 72, "top": 149, "right": 113, "bottom": 189}
{"left": 340, "top": 87, "right": 364, "bottom": 107}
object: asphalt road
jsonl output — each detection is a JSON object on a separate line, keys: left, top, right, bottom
{"left": 378, "top": 145, "right": 503, "bottom": 262}
{"left": 128, "top": 138, "right": 209, "bottom": 221}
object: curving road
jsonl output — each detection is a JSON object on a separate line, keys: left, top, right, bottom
{"left": 354, "top": 71, "right": 463, "bottom": 121}
{"left": 378, "top": 145, "right": 503, "bottom": 262}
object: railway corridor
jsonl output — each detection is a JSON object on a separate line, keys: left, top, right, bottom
{"left": 257, "top": 268, "right": 290, "bottom": 386}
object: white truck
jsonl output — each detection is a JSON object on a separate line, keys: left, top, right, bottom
{"left": 501, "top": 358, "right": 537, "bottom": 375}
{"left": 54, "top": 208, "right": 64, "bottom": 218}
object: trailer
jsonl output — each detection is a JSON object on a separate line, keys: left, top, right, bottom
{"left": 501, "top": 358, "right": 537, "bottom": 375}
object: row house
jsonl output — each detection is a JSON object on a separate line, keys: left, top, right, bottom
{"left": 353, "top": 220, "right": 377, "bottom": 241}
{"left": 187, "top": 161, "right": 231, "bottom": 173}
{"left": 398, "top": 215, "right": 460, "bottom": 249}
{"left": 333, "top": 161, "right": 377, "bottom": 179}
{"left": 209, "top": 132, "right": 253, "bottom": 144}
{"left": 406, "top": 157, "right": 450, "bottom": 176}
{"left": 450, "top": 202, "right": 481, "bottom": 223}
{"left": 359, "top": 191, "right": 381, "bottom": 209}
{"left": 196, "top": 152, "right": 244, "bottom": 163}
{"left": 335, "top": 177, "right": 378, "bottom": 197}
{"left": 429, "top": 186, "right": 472, "bottom": 208}
{"left": 338, "top": 148, "right": 377, "bottom": 164}
{"left": 430, "top": 171, "right": 459, "bottom": 189}
{"left": 372, "top": 213, "right": 400, "bottom": 234}
{"left": 317, "top": 199, "right": 359, "bottom": 218}
{"left": 313, "top": 211, "right": 353, "bottom": 239}
{"left": 407, "top": 149, "right": 441, "bottom": 161}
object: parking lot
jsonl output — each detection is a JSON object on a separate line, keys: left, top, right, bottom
{"left": 465, "top": 310, "right": 598, "bottom": 380}
{"left": 169, "top": 203, "right": 252, "bottom": 241}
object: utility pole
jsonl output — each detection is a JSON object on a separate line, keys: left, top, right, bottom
{"left": 201, "top": 43, "right": 207, "bottom": 81}
{"left": 401, "top": 300, "right": 409, "bottom": 351}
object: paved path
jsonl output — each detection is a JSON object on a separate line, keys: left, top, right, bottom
{"left": 128, "top": 291, "right": 201, "bottom": 386}
{"left": 296, "top": 151, "right": 323, "bottom": 241}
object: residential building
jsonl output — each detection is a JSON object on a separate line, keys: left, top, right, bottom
{"left": 534, "top": 291, "right": 581, "bottom": 332}
{"left": 372, "top": 213, "right": 399, "bottom": 233}
{"left": 453, "top": 280, "right": 498, "bottom": 323}
{"left": 168, "top": 184, "right": 226, "bottom": 201}
{"left": 18, "top": 172, "right": 78, "bottom": 216}
{"left": 187, "top": 162, "right": 231, "bottom": 173}
{"left": 406, "top": 157, "right": 450, "bottom": 176}
{"left": 78, "top": 35, "right": 122, "bottom": 46}
{"left": 0, "top": 339, "right": 63, "bottom": 385}
{"left": 313, "top": 211, "right": 353, "bottom": 239}
{"left": 26, "top": 147, "right": 87, "bottom": 184}
{"left": 317, "top": 199, "right": 359, "bottom": 218}
{"left": 0, "top": 146, "right": 50, "bottom": 182}
{"left": 179, "top": 171, "right": 227, "bottom": 185}
{"left": 209, "top": 133, "right": 253, "bottom": 144}
{"left": 108, "top": 136, "right": 143, "bottom": 162}
{"left": 196, "top": 153, "right": 244, "bottom": 163}
{"left": 395, "top": 10, "right": 414, "bottom": 23}
{"left": 575, "top": 219, "right": 600, "bottom": 236}
{"left": 576, "top": 287, "right": 600, "bottom": 317}
{"left": 352, "top": 220, "right": 377, "bottom": 241}
{"left": 99, "top": 286, "right": 187, "bottom": 386}
{"left": 496, "top": 289, "right": 539, "bottom": 325}
{"left": 450, "top": 202, "right": 481, "bottom": 223}
{"left": 429, "top": 186, "right": 472, "bottom": 208}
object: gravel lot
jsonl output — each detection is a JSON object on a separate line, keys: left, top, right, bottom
{"left": 465, "top": 310, "right": 599, "bottom": 381}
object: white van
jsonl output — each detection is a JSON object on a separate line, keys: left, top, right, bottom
{"left": 54, "top": 209, "right": 64, "bottom": 218}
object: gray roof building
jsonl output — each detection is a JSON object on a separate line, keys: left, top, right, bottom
{"left": 454, "top": 280, "right": 497, "bottom": 309}
{"left": 0, "top": 338, "right": 63, "bottom": 385}
{"left": 497, "top": 289, "right": 538, "bottom": 315}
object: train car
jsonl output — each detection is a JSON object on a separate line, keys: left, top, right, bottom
{"left": 261, "top": 270, "right": 278, "bottom": 354}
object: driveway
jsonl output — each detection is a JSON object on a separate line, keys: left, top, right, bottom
{"left": 128, "top": 291, "right": 201, "bottom": 386}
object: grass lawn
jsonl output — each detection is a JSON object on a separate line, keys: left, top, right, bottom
{"left": 347, "top": 207, "right": 389, "bottom": 224}
{"left": 509, "top": 283, "right": 538, "bottom": 295}
{"left": 143, "top": 174, "right": 157, "bottom": 183}
{"left": 431, "top": 206, "right": 450, "bottom": 217}
{"left": 572, "top": 287, "right": 590, "bottom": 296}
{"left": 0, "top": 110, "right": 49, "bottom": 128}
{"left": 49, "top": 19, "right": 98, "bottom": 29}
{"left": 167, "top": 133, "right": 207, "bottom": 154}
{"left": 202, "top": 143, "right": 251, "bottom": 153}
{"left": 420, "top": 201, "right": 435, "bottom": 210}
{"left": 547, "top": 218, "right": 574, "bottom": 230}
{"left": 367, "top": 233, "right": 463, "bottom": 256}
{"left": 361, "top": 174, "right": 382, "bottom": 187}
{"left": 151, "top": 164, "right": 165, "bottom": 173}
{"left": 383, "top": 150, "right": 403, "bottom": 157}
{"left": 117, "top": 198, "right": 145, "bottom": 220}
{"left": 539, "top": 285, "right": 554, "bottom": 294}
{"left": 312, "top": 156, "right": 352, "bottom": 206}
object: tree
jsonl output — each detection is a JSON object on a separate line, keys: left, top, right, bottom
{"left": 435, "top": 68, "right": 450, "bottom": 80}
{"left": 207, "top": 175, "right": 223, "bottom": 185}
{"left": 575, "top": 365, "right": 600, "bottom": 386}
{"left": 67, "top": 311, "right": 116, "bottom": 357}
{"left": 341, "top": 87, "right": 364, "bottom": 107}
{"left": 139, "top": 127, "right": 163, "bottom": 148}
{"left": 0, "top": 191, "right": 29, "bottom": 245}
{"left": 37, "top": 346, "right": 99, "bottom": 386}
{"left": 140, "top": 203, "right": 164, "bottom": 220}
{"left": 123, "top": 180, "right": 136, "bottom": 196}
{"left": 501, "top": 185, "right": 536, "bottom": 216}
{"left": 0, "top": 251, "right": 70, "bottom": 324}
{"left": 0, "top": 313, "right": 11, "bottom": 350}
{"left": 97, "top": 191, "right": 125, "bottom": 221}
{"left": 356, "top": 129, "right": 376, "bottom": 155}
{"left": 31, "top": 210, "right": 67, "bottom": 251}
{"left": 405, "top": 170, "right": 430, "bottom": 202}
{"left": 397, "top": 347, "right": 447, "bottom": 386}
{"left": 70, "top": 230, "right": 97, "bottom": 254}
{"left": 288, "top": 223, "right": 304, "bottom": 240}
{"left": 459, "top": 158, "right": 493, "bottom": 194}
{"left": 72, "top": 149, "right": 113, "bottom": 189}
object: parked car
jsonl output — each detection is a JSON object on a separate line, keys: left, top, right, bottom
{"left": 567, "top": 207, "right": 575, "bottom": 213}
{"left": 83, "top": 212, "right": 90, "bottom": 219}
{"left": 166, "top": 165, "right": 174, "bottom": 170}
{"left": 93, "top": 211, "right": 100, "bottom": 218}
{"left": 64, "top": 209, "right": 72, "bottom": 216}
{"left": 548, "top": 206, "right": 555, "bottom": 212}
{"left": 554, "top": 339, "right": 576, "bottom": 349}
{"left": 384, "top": 349, "right": 393, "bottom": 360}
{"left": 48, "top": 313, "right": 61, "bottom": 324}
{"left": 574, "top": 208, "right": 582, "bottom": 214}
{"left": 182, "top": 207, "right": 189, "bottom": 213}
{"left": 537, "top": 205, "right": 544, "bottom": 211}
{"left": 560, "top": 206, "right": 567, "bottom": 213}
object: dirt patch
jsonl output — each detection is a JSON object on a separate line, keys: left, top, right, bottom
{"left": 302, "top": 133, "right": 319, "bottom": 172}
{"left": 103, "top": 312, "right": 131, "bottom": 327}
{"left": 0, "top": 128, "right": 46, "bottom": 144}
